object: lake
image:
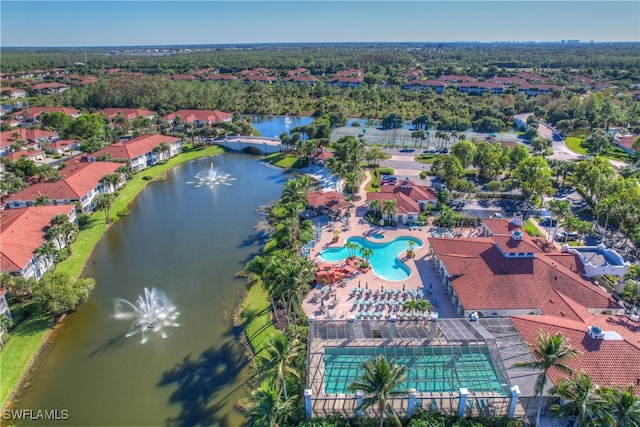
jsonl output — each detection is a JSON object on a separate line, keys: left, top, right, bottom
{"left": 10, "top": 153, "right": 287, "bottom": 426}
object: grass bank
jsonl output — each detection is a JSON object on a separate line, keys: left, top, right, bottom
{"left": 237, "top": 281, "right": 276, "bottom": 356}
{"left": 0, "top": 144, "right": 224, "bottom": 408}
{"left": 263, "top": 152, "right": 301, "bottom": 169}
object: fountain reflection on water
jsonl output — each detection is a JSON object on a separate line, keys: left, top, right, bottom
{"left": 187, "top": 164, "right": 236, "bottom": 188}
{"left": 114, "top": 287, "right": 180, "bottom": 344}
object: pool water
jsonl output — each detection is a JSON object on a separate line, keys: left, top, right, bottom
{"left": 371, "top": 233, "right": 384, "bottom": 239}
{"left": 319, "top": 236, "right": 422, "bottom": 281}
{"left": 323, "top": 346, "right": 509, "bottom": 395}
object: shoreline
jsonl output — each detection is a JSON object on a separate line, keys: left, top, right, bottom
{"left": 0, "top": 144, "right": 225, "bottom": 410}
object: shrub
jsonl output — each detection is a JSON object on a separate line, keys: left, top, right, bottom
{"left": 117, "top": 208, "right": 130, "bottom": 217}
{"left": 485, "top": 180, "right": 504, "bottom": 192}
{"left": 77, "top": 213, "right": 92, "bottom": 230}
{"left": 142, "top": 175, "right": 153, "bottom": 181}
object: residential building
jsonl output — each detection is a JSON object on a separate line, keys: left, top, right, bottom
{"left": 403, "top": 80, "right": 446, "bottom": 93}
{"left": 45, "top": 139, "right": 81, "bottom": 155}
{"left": 486, "top": 76, "right": 528, "bottom": 86}
{"left": 0, "top": 205, "right": 77, "bottom": 280}
{"left": 99, "top": 108, "right": 156, "bottom": 121}
{"left": 0, "top": 128, "right": 58, "bottom": 156}
{"left": 613, "top": 134, "right": 638, "bottom": 154}
{"left": 5, "top": 160, "right": 123, "bottom": 212}
{"left": 22, "top": 106, "right": 81, "bottom": 122}
{"left": 325, "top": 77, "right": 363, "bottom": 88}
{"left": 161, "top": 109, "right": 232, "bottom": 126}
{"left": 437, "top": 75, "right": 475, "bottom": 84}
{"left": 459, "top": 82, "right": 504, "bottom": 95}
{"left": 403, "top": 69, "right": 424, "bottom": 80}
{"left": 0, "top": 87, "right": 27, "bottom": 99}
{"left": 306, "top": 191, "right": 350, "bottom": 214}
{"left": 244, "top": 75, "right": 277, "bottom": 84}
{"left": 208, "top": 74, "right": 238, "bottom": 83}
{"left": 282, "top": 76, "right": 319, "bottom": 86}
{"left": 366, "top": 179, "right": 437, "bottom": 224}
{"left": 6, "top": 149, "right": 46, "bottom": 163}
{"left": 89, "top": 134, "right": 182, "bottom": 172}
{"left": 31, "top": 82, "right": 70, "bottom": 94}
{"left": 517, "top": 84, "right": 563, "bottom": 96}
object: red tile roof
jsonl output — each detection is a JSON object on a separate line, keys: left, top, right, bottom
{"left": 367, "top": 183, "right": 437, "bottom": 215}
{"left": 161, "top": 109, "right": 232, "bottom": 123}
{"left": 5, "top": 161, "right": 120, "bottom": 204}
{"left": 615, "top": 135, "right": 637, "bottom": 152}
{"left": 91, "top": 134, "right": 181, "bottom": 160}
{"left": 511, "top": 315, "right": 640, "bottom": 393}
{"left": 438, "top": 75, "right": 475, "bottom": 83}
{"left": 31, "top": 82, "right": 69, "bottom": 90}
{"left": 310, "top": 150, "right": 334, "bottom": 161}
{"left": 24, "top": 106, "right": 80, "bottom": 119}
{"left": 6, "top": 149, "right": 45, "bottom": 161}
{"left": 209, "top": 74, "right": 237, "bottom": 81}
{"left": 486, "top": 76, "right": 528, "bottom": 86}
{"left": 0, "top": 205, "right": 76, "bottom": 273}
{"left": 307, "top": 191, "right": 350, "bottom": 211}
{"left": 0, "top": 128, "right": 57, "bottom": 147}
{"left": 429, "top": 236, "right": 619, "bottom": 312}
{"left": 99, "top": 108, "right": 156, "bottom": 120}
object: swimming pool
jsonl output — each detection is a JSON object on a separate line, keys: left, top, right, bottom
{"left": 319, "top": 236, "right": 422, "bottom": 281}
{"left": 371, "top": 233, "right": 384, "bottom": 240}
{"left": 323, "top": 346, "right": 509, "bottom": 395}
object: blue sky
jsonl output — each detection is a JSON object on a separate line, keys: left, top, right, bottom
{"left": 1, "top": 1, "right": 639, "bottom": 47}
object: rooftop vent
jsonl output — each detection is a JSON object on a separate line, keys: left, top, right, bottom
{"left": 512, "top": 230, "right": 523, "bottom": 241}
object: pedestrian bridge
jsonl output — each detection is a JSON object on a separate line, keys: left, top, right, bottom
{"left": 213, "top": 136, "right": 283, "bottom": 154}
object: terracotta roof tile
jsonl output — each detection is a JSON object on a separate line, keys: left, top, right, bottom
{"left": 0, "top": 205, "right": 76, "bottom": 272}
{"left": 91, "top": 134, "right": 181, "bottom": 160}
{"left": 511, "top": 316, "right": 640, "bottom": 393}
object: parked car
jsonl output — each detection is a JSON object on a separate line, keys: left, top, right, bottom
{"left": 539, "top": 218, "right": 557, "bottom": 227}
{"left": 439, "top": 148, "right": 449, "bottom": 154}
{"left": 555, "top": 231, "right": 579, "bottom": 241}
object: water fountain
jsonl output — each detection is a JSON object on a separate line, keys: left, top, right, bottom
{"left": 188, "top": 164, "right": 236, "bottom": 188}
{"left": 114, "top": 287, "right": 180, "bottom": 344}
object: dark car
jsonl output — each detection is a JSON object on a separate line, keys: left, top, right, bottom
{"left": 399, "top": 148, "right": 415, "bottom": 153}
{"left": 539, "top": 218, "right": 557, "bottom": 227}
{"left": 439, "top": 148, "right": 449, "bottom": 154}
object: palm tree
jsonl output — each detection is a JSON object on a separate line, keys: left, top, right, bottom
{"left": 547, "top": 199, "right": 571, "bottom": 242}
{"left": 403, "top": 299, "right": 431, "bottom": 318}
{"left": 0, "top": 314, "right": 13, "bottom": 348}
{"left": 368, "top": 199, "right": 382, "bottom": 218}
{"left": 382, "top": 199, "right": 398, "bottom": 223}
{"left": 623, "top": 265, "right": 640, "bottom": 317}
{"left": 101, "top": 173, "right": 122, "bottom": 194}
{"left": 560, "top": 215, "right": 582, "bottom": 243}
{"left": 360, "top": 247, "right": 374, "bottom": 267}
{"left": 34, "top": 241, "right": 58, "bottom": 274}
{"left": 34, "top": 194, "right": 51, "bottom": 206}
{"left": 406, "top": 240, "right": 417, "bottom": 258}
{"left": 347, "top": 355, "right": 410, "bottom": 427}
{"left": 550, "top": 373, "right": 605, "bottom": 427}
{"left": 514, "top": 331, "right": 581, "bottom": 427}
{"left": 93, "top": 193, "right": 115, "bottom": 224}
{"left": 255, "top": 330, "right": 303, "bottom": 400}
{"left": 244, "top": 380, "right": 293, "bottom": 427}
{"left": 345, "top": 241, "right": 359, "bottom": 259}
{"left": 281, "top": 178, "right": 308, "bottom": 206}
{"left": 599, "top": 384, "right": 640, "bottom": 427}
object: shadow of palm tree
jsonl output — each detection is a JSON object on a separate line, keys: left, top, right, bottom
{"left": 88, "top": 333, "right": 130, "bottom": 357}
{"left": 159, "top": 341, "right": 249, "bottom": 427}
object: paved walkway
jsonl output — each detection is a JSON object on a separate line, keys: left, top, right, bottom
{"left": 301, "top": 171, "right": 462, "bottom": 321}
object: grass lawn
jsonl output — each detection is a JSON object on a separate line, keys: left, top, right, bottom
{"left": 264, "top": 152, "right": 300, "bottom": 169}
{"left": 0, "top": 309, "right": 51, "bottom": 406}
{"left": 0, "top": 144, "right": 224, "bottom": 408}
{"left": 564, "top": 137, "right": 588, "bottom": 155}
{"left": 523, "top": 219, "right": 543, "bottom": 237}
{"left": 239, "top": 282, "right": 276, "bottom": 356}
{"left": 414, "top": 154, "right": 437, "bottom": 164}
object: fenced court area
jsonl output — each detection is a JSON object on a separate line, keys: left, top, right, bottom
{"left": 305, "top": 319, "right": 528, "bottom": 420}
{"left": 331, "top": 126, "right": 454, "bottom": 149}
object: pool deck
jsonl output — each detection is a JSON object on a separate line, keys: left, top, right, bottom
{"left": 302, "top": 173, "right": 463, "bottom": 321}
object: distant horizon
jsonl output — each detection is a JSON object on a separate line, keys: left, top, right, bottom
{"left": 2, "top": 40, "right": 640, "bottom": 49}
{"left": 1, "top": 1, "right": 638, "bottom": 47}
